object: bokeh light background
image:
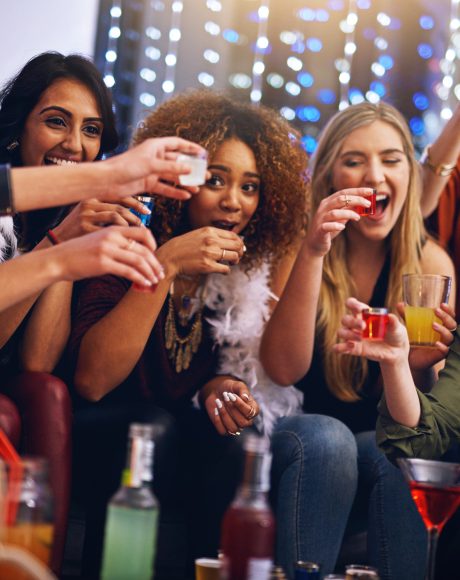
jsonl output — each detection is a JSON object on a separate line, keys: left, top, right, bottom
{"left": 95, "top": 0, "right": 460, "bottom": 154}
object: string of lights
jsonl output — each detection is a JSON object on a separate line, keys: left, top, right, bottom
{"left": 250, "top": 1, "right": 270, "bottom": 104}
{"left": 437, "top": 0, "right": 460, "bottom": 120}
{"left": 337, "top": 0, "right": 358, "bottom": 110}
{"left": 162, "top": 1, "right": 184, "bottom": 98}
{"left": 102, "top": 0, "right": 122, "bottom": 90}
{"left": 199, "top": 0, "right": 223, "bottom": 89}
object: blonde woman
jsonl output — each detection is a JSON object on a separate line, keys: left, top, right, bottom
{"left": 262, "top": 102, "right": 456, "bottom": 579}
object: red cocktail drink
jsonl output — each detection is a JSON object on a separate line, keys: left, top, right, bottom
{"left": 362, "top": 308, "right": 389, "bottom": 340}
{"left": 355, "top": 189, "right": 376, "bottom": 216}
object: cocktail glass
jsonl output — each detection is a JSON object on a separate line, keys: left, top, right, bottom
{"left": 398, "top": 458, "right": 460, "bottom": 580}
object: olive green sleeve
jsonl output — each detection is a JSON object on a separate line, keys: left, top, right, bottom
{"left": 376, "top": 331, "right": 460, "bottom": 462}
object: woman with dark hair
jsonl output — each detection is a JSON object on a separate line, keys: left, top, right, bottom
{"left": 0, "top": 51, "right": 150, "bottom": 375}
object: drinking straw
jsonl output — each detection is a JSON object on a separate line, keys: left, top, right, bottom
{"left": 0, "top": 429, "right": 23, "bottom": 526}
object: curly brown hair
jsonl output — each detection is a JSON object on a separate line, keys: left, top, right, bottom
{"left": 133, "top": 89, "right": 308, "bottom": 269}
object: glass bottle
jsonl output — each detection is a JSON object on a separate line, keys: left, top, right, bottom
{"left": 220, "top": 433, "right": 275, "bottom": 580}
{"left": 269, "top": 565, "right": 287, "bottom": 579}
{"left": 0, "top": 457, "right": 54, "bottom": 580}
{"left": 101, "top": 423, "right": 160, "bottom": 580}
{"left": 294, "top": 561, "right": 321, "bottom": 579}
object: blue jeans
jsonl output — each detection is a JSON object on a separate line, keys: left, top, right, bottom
{"left": 270, "top": 415, "right": 426, "bottom": 580}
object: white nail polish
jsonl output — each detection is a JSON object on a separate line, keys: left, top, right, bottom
{"left": 216, "top": 398, "right": 223, "bottom": 409}
{"left": 242, "top": 393, "right": 250, "bottom": 400}
{"left": 214, "top": 407, "right": 219, "bottom": 416}
{"left": 223, "top": 392, "right": 230, "bottom": 402}
{"left": 229, "top": 393, "right": 237, "bottom": 402}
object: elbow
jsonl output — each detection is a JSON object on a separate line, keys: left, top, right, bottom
{"left": 263, "top": 360, "right": 310, "bottom": 387}
{"left": 73, "top": 368, "right": 106, "bottom": 402}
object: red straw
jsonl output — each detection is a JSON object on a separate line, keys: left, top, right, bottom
{"left": 0, "top": 428, "right": 23, "bottom": 526}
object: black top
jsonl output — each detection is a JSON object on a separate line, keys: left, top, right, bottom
{"left": 296, "top": 254, "right": 391, "bottom": 434}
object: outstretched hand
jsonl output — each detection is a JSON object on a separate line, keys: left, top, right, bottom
{"left": 56, "top": 225, "right": 163, "bottom": 287}
{"left": 333, "top": 297, "right": 410, "bottom": 363}
{"left": 104, "top": 136, "right": 208, "bottom": 201}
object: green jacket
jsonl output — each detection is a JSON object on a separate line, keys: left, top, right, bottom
{"left": 376, "top": 330, "right": 460, "bottom": 462}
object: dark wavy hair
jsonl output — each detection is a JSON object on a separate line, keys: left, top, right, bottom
{"left": 0, "top": 52, "right": 119, "bottom": 250}
{"left": 133, "top": 89, "right": 309, "bottom": 268}
{"left": 0, "top": 51, "right": 118, "bottom": 166}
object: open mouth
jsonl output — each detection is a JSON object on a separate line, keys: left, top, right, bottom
{"left": 212, "top": 221, "right": 238, "bottom": 231}
{"left": 374, "top": 194, "right": 390, "bottom": 217}
{"left": 44, "top": 156, "right": 78, "bottom": 166}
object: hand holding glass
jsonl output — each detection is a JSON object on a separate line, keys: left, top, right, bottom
{"left": 402, "top": 274, "right": 451, "bottom": 346}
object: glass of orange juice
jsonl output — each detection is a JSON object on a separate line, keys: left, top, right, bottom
{"left": 402, "top": 274, "right": 452, "bottom": 346}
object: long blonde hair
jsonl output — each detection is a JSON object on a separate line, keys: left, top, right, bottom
{"left": 311, "top": 102, "right": 424, "bottom": 401}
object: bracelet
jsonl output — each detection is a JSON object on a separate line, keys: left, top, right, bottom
{"left": 0, "top": 164, "right": 14, "bottom": 215}
{"left": 45, "top": 229, "right": 60, "bottom": 245}
{"left": 420, "top": 145, "right": 457, "bottom": 177}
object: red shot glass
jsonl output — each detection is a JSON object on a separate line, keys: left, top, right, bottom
{"left": 355, "top": 189, "right": 376, "bottom": 216}
{"left": 362, "top": 307, "right": 389, "bottom": 340}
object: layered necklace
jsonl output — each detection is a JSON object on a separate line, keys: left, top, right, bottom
{"left": 165, "top": 275, "right": 205, "bottom": 373}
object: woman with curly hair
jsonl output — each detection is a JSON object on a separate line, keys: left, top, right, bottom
{"left": 67, "top": 89, "right": 309, "bottom": 579}
{"left": 260, "top": 102, "right": 456, "bottom": 578}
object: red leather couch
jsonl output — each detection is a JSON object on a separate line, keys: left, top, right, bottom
{"left": 0, "top": 372, "right": 72, "bottom": 576}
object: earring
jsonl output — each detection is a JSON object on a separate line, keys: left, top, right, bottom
{"left": 6, "top": 140, "right": 19, "bottom": 152}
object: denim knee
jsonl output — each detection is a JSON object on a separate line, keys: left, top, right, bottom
{"left": 271, "top": 414, "right": 358, "bottom": 484}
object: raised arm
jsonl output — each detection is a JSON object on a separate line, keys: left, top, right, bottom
{"left": 0, "top": 226, "right": 160, "bottom": 313}
{"left": 8, "top": 137, "right": 207, "bottom": 212}
{"left": 260, "top": 187, "right": 373, "bottom": 385}
{"left": 420, "top": 104, "right": 460, "bottom": 218}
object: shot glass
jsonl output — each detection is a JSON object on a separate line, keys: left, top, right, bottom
{"left": 403, "top": 274, "right": 452, "bottom": 346}
{"left": 355, "top": 189, "right": 376, "bottom": 216}
{"left": 177, "top": 151, "right": 208, "bottom": 186}
{"left": 362, "top": 308, "right": 389, "bottom": 340}
{"left": 195, "top": 557, "right": 221, "bottom": 580}
{"left": 130, "top": 195, "right": 154, "bottom": 227}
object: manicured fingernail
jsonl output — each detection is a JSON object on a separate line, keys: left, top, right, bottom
{"left": 214, "top": 407, "right": 219, "bottom": 416}
{"left": 242, "top": 393, "right": 250, "bottom": 400}
{"left": 223, "top": 392, "right": 230, "bottom": 402}
{"left": 235, "top": 431, "right": 241, "bottom": 435}
{"left": 243, "top": 245, "right": 247, "bottom": 252}
{"left": 144, "top": 279, "right": 153, "bottom": 286}
{"left": 216, "top": 398, "right": 223, "bottom": 409}
{"left": 228, "top": 393, "right": 237, "bottom": 402}
{"left": 158, "top": 269, "right": 165, "bottom": 280}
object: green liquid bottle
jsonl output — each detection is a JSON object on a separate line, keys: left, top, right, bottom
{"left": 101, "top": 423, "right": 160, "bottom": 580}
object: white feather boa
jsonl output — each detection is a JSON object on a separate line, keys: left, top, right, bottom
{"left": 0, "top": 216, "right": 18, "bottom": 263}
{"left": 204, "top": 263, "right": 303, "bottom": 435}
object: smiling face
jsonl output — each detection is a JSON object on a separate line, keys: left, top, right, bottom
{"left": 19, "top": 77, "right": 103, "bottom": 167}
{"left": 331, "top": 119, "right": 410, "bottom": 241}
{"left": 187, "top": 138, "right": 260, "bottom": 234}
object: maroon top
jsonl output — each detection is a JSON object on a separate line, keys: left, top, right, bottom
{"left": 69, "top": 275, "right": 219, "bottom": 411}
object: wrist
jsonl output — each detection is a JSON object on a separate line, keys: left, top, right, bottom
{"left": 420, "top": 145, "right": 457, "bottom": 177}
{"left": 155, "top": 244, "right": 178, "bottom": 282}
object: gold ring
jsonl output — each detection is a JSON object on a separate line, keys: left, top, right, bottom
{"left": 449, "top": 325, "right": 457, "bottom": 333}
{"left": 221, "top": 248, "right": 226, "bottom": 261}
{"left": 228, "top": 430, "right": 241, "bottom": 436}
{"left": 344, "top": 195, "right": 350, "bottom": 208}
{"left": 246, "top": 406, "right": 256, "bottom": 420}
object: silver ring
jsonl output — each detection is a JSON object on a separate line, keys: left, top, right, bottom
{"left": 449, "top": 325, "right": 457, "bottom": 333}
{"left": 227, "top": 430, "right": 241, "bottom": 436}
{"left": 221, "top": 248, "right": 226, "bottom": 261}
{"left": 246, "top": 406, "right": 256, "bottom": 420}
